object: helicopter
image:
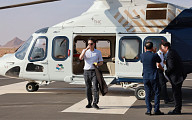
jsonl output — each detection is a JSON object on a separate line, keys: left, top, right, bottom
{"left": 1, "top": 0, "right": 192, "bottom": 100}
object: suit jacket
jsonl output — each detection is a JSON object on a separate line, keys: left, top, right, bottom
{"left": 165, "top": 49, "right": 186, "bottom": 85}
{"left": 93, "top": 65, "right": 108, "bottom": 96}
{"left": 140, "top": 51, "right": 161, "bottom": 80}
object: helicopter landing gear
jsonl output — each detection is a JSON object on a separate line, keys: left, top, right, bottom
{"left": 26, "top": 82, "right": 39, "bottom": 92}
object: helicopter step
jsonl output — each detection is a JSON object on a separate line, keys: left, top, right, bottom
{"left": 71, "top": 75, "right": 116, "bottom": 85}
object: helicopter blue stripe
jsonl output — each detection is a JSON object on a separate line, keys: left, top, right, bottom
{"left": 116, "top": 78, "right": 143, "bottom": 83}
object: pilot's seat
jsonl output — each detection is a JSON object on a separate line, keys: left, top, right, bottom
{"left": 31, "top": 47, "right": 45, "bottom": 59}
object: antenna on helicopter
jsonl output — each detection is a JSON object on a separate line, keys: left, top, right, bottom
{"left": 131, "top": 0, "right": 135, "bottom": 5}
{"left": 0, "top": 0, "right": 60, "bottom": 10}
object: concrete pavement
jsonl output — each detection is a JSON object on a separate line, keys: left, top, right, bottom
{"left": 0, "top": 75, "right": 192, "bottom": 120}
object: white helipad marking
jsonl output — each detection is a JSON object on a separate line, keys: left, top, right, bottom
{"left": 0, "top": 81, "right": 50, "bottom": 95}
{"left": 62, "top": 96, "right": 137, "bottom": 114}
{"left": 0, "top": 81, "right": 28, "bottom": 95}
{"left": 0, "top": 78, "right": 10, "bottom": 80}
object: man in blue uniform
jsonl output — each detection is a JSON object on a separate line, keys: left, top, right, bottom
{"left": 140, "top": 42, "right": 164, "bottom": 115}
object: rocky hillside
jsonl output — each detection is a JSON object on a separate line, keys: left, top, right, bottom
{"left": 2, "top": 37, "right": 24, "bottom": 48}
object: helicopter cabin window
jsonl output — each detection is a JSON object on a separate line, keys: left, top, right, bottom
{"left": 52, "top": 36, "right": 69, "bottom": 61}
{"left": 73, "top": 40, "right": 86, "bottom": 74}
{"left": 119, "top": 37, "right": 141, "bottom": 62}
{"left": 96, "top": 40, "right": 111, "bottom": 58}
{"left": 144, "top": 37, "right": 167, "bottom": 52}
{"left": 28, "top": 37, "right": 47, "bottom": 62}
{"left": 74, "top": 40, "right": 86, "bottom": 56}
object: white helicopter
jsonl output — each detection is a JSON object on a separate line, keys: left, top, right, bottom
{"left": 1, "top": 0, "right": 192, "bottom": 100}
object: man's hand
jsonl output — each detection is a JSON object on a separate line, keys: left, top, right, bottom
{"left": 152, "top": 47, "right": 157, "bottom": 53}
{"left": 79, "top": 47, "right": 89, "bottom": 60}
{"left": 163, "top": 60, "right": 166, "bottom": 64}
{"left": 157, "top": 63, "right": 164, "bottom": 71}
{"left": 85, "top": 45, "right": 90, "bottom": 51}
{"left": 97, "top": 61, "right": 103, "bottom": 67}
{"left": 93, "top": 62, "right": 98, "bottom": 66}
{"left": 93, "top": 61, "right": 103, "bottom": 67}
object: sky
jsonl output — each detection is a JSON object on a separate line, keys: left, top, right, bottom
{"left": 0, "top": 0, "right": 192, "bottom": 45}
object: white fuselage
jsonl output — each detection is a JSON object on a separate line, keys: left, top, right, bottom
{"left": 0, "top": 0, "right": 185, "bottom": 85}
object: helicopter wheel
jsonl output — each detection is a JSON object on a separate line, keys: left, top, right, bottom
{"left": 26, "top": 82, "right": 39, "bottom": 92}
{"left": 135, "top": 86, "right": 145, "bottom": 100}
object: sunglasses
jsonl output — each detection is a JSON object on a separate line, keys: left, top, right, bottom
{"left": 88, "top": 43, "right": 94, "bottom": 45}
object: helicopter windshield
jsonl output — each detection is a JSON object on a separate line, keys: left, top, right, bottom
{"left": 15, "top": 36, "right": 33, "bottom": 60}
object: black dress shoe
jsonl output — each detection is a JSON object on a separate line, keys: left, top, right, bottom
{"left": 93, "top": 103, "right": 99, "bottom": 109}
{"left": 86, "top": 104, "right": 92, "bottom": 108}
{"left": 154, "top": 110, "right": 164, "bottom": 115}
{"left": 145, "top": 112, "right": 151, "bottom": 115}
{"left": 168, "top": 110, "right": 181, "bottom": 115}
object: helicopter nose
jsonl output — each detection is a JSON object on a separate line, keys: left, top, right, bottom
{"left": 0, "top": 58, "right": 7, "bottom": 76}
{"left": 0, "top": 54, "right": 21, "bottom": 77}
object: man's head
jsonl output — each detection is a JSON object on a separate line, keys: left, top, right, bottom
{"left": 161, "top": 42, "right": 171, "bottom": 54}
{"left": 159, "top": 42, "right": 163, "bottom": 51}
{"left": 144, "top": 42, "right": 153, "bottom": 51}
{"left": 88, "top": 38, "right": 95, "bottom": 49}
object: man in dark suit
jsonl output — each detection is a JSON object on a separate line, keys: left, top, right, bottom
{"left": 161, "top": 42, "right": 186, "bottom": 115}
{"left": 140, "top": 42, "right": 164, "bottom": 115}
{"left": 157, "top": 44, "right": 173, "bottom": 104}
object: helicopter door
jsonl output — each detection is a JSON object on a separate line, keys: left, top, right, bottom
{"left": 115, "top": 33, "right": 171, "bottom": 79}
{"left": 115, "top": 34, "right": 143, "bottom": 78}
{"left": 48, "top": 36, "right": 72, "bottom": 82}
{"left": 23, "top": 37, "right": 49, "bottom": 81}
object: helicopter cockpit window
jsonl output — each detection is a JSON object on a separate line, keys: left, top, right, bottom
{"left": 28, "top": 37, "right": 47, "bottom": 62}
{"left": 52, "top": 36, "right": 69, "bottom": 61}
{"left": 119, "top": 37, "right": 141, "bottom": 62}
{"left": 15, "top": 36, "right": 33, "bottom": 60}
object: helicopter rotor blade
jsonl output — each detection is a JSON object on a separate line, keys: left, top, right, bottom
{"left": 0, "top": 0, "right": 61, "bottom": 10}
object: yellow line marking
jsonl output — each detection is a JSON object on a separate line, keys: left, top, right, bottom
{"left": 159, "top": 20, "right": 167, "bottom": 26}
{"left": 168, "top": 17, "right": 172, "bottom": 23}
{"left": 126, "top": 26, "right": 134, "bottom": 32}
{"left": 124, "top": 10, "right": 133, "bottom": 19}
{"left": 178, "top": 9, "right": 182, "bottom": 14}
{"left": 168, "top": 9, "right": 176, "bottom": 17}
{"left": 118, "top": 16, "right": 124, "bottom": 23}
{"left": 140, "top": 9, "right": 145, "bottom": 15}
{"left": 114, "top": 12, "right": 120, "bottom": 19}
{"left": 123, "top": 21, "right": 129, "bottom": 27}
{"left": 133, "top": 9, "right": 139, "bottom": 16}
{"left": 133, "top": 9, "right": 156, "bottom": 32}
{"left": 151, "top": 20, "right": 164, "bottom": 31}
{"left": 124, "top": 10, "right": 146, "bottom": 32}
